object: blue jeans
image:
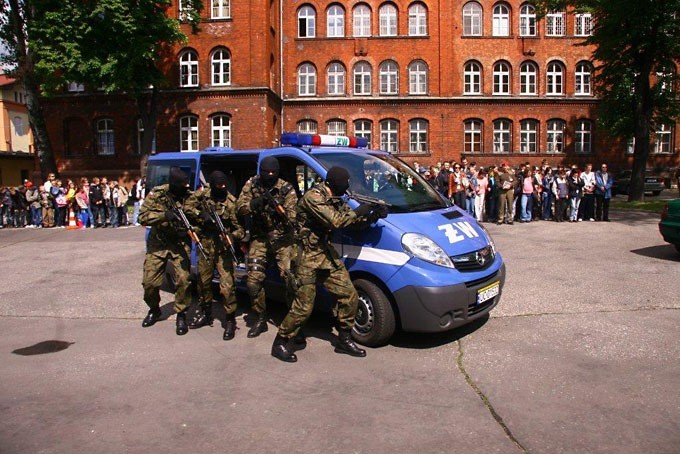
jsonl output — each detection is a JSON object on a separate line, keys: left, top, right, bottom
{"left": 520, "top": 194, "right": 533, "bottom": 221}
{"left": 570, "top": 196, "right": 581, "bottom": 221}
{"left": 465, "top": 196, "right": 475, "bottom": 216}
{"left": 542, "top": 192, "right": 553, "bottom": 219}
{"left": 31, "top": 207, "right": 42, "bottom": 226}
{"left": 132, "top": 201, "right": 140, "bottom": 225}
{"left": 79, "top": 210, "right": 90, "bottom": 227}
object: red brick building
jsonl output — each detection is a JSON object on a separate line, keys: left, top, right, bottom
{"left": 42, "top": 0, "right": 678, "bottom": 180}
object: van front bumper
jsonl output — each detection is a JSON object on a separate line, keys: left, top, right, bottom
{"left": 392, "top": 263, "right": 506, "bottom": 333}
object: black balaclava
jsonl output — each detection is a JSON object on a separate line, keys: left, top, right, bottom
{"left": 260, "top": 156, "right": 280, "bottom": 188}
{"left": 325, "top": 166, "right": 350, "bottom": 196}
{"left": 208, "top": 170, "right": 228, "bottom": 201}
{"left": 168, "top": 167, "right": 190, "bottom": 197}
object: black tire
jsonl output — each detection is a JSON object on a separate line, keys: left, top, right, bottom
{"left": 351, "top": 279, "right": 396, "bottom": 347}
{"left": 652, "top": 191, "right": 661, "bottom": 197}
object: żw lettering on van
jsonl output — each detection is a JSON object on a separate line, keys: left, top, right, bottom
{"left": 437, "top": 221, "right": 480, "bottom": 244}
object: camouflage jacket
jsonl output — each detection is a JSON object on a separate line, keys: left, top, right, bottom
{"left": 185, "top": 188, "right": 245, "bottom": 244}
{"left": 138, "top": 184, "right": 194, "bottom": 248}
{"left": 236, "top": 176, "right": 297, "bottom": 240}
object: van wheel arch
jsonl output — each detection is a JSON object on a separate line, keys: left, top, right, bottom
{"left": 350, "top": 276, "right": 397, "bottom": 347}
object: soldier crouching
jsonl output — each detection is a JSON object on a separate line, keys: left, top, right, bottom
{"left": 272, "top": 166, "right": 388, "bottom": 363}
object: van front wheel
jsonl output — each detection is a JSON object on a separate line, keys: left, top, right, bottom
{"left": 351, "top": 279, "right": 396, "bottom": 347}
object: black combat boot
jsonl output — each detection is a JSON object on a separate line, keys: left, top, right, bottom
{"left": 189, "top": 302, "right": 213, "bottom": 329}
{"left": 271, "top": 334, "right": 297, "bottom": 363}
{"left": 176, "top": 311, "right": 189, "bottom": 336}
{"left": 223, "top": 314, "right": 237, "bottom": 341}
{"left": 142, "top": 307, "right": 162, "bottom": 328}
{"left": 334, "top": 329, "right": 366, "bottom": 357}
{"left": 247, "top": 312, "right": 268, "bottom": 338}
{"left": 291, "top": 330, "right": 307, "bottom": 351}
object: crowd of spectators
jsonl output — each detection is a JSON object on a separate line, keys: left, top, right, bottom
{"left": 0, "top": 174, "right": 146, "bottom": 229}
{"left": 414, "top": 158, "right": 615, "bottom": 224}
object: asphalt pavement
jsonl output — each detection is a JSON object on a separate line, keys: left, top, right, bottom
{"left": 0, "top": 208, "right": 678, "bottom": 453}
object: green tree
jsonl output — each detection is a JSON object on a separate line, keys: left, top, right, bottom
{"left": 536, "top": 0, "right": 680, "bottom": 200}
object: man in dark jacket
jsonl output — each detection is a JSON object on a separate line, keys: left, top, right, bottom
{"left": 89, "top": 177, "right": 104, "bottom": 227}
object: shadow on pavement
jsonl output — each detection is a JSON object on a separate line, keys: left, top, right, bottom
{"left": 630, "top": 244, "right": 680, "bottom": 262}
{"left": 390, "top": 314, "right": 490, "bottom": 350}
{"left": 608, "top": 210, "right": 659, "bottom": 226}
{"left": 12, "top": 340, "right": 75, "bottom": 356}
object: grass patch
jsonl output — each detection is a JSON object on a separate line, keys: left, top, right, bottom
{"left": 610, "top": 199, "right": 667, "bottom": 213}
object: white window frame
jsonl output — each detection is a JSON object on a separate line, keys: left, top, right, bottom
{"left": 626, "top": 137, "right": 635, "bottom": 155}
{"left": 298, "top": 63, "right": 317, "bottom": 96}
{"left": 211, "top": 0, "right": 230, "bottom": 19}
{"left": 408, "top": 3, "right": 427, "bottom": 36}
{"left": 211, "top": 48, "right": 231, "bottom": 86}
{"left": 96, "top": 118, "right": 115, "bottom": 156}
{"left": 380, "top": 119, "right": 399, "bottom": 153}
{"left": 180, "top": 50, "right": 199, "bottom": 87}
{"left": 327, "top": 119, "right": 347, "bottom": 136}
{"left": 180, "top": 115, "right": 199, "bottom": 152}
{"left": 353, "top": 62, "right": 372, "bottom": 95}
{"left": 298, "top": 120, "right": 318, "bottom": 134}
{"left": 327, "top": 4, "right": 345, "bottom": 38}
{"left": 493, "top": 61, "right": 511, "bottom": 95}
{"left": 575, "top": 62, "right": 592, "bottom": 96}
{"left": 492, "top": 3, "right": 510, "bottom": 37}
{"left": 464, "top": 120, "right": 483, "bottom": 153}
{"left": 546, "top": 62, "right": 564, "bottom": 95}
{"left": 546, "top": 10, "right": 565, "bottom": 36}
{"left": 298, "top": 6, "right": 316, "bottom": 38}
{"left": 353, "top": 4, "right": 371, "bottom": 37}
{"left": 464, "top": 61, "right": 482, "bottom": 95}
{"left": 463, "top": 2, "right": 483, "bottom": 36}
{"left": 493, "top": 119, "right": 512, "bottom": 153}
{"left": 520, "top": 120, "right": 538, "bottom": 153}
{"left": 354, "top": 119, "right": 372, "bottom": 147}
{"left": 211, "top": 114, "right": 231, "bottom": 148}
{"left": 67, "top": 82, "right": 85, "bottom": 92}
{"left": 327, "top": 62, "right": 346, "bottom": 96}
{"left": 379, "top": 60, "right": 399, "bottom": 95}
{"left": 178, "top": 0, "right": 192, "bottom": 21}
{"left": 546, "top": 119, "right": 565, "bottom": 153}
{"left": 519, "top": 4, "right": 536, "bottom": 37}
{"left": 408, "top": 60, "right": 428, "bottom": 95}
{"left": 409, "top": 119, "right": 428, "bottom": 153}
{"left": 574, "top": 120, "right": 592, "bottom": 154}
{"left": 520, "top": 61, "right": 537, "bottom": 95}
{"left": 654, "top": 124, "right": 673, "bottom": 153}
{"left": 575, "top": 13, "right": 593, "bottom": 37}
{"left": 379, "top": 4, "right": 398, "bottom": 36}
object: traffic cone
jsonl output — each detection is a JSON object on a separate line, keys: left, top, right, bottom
{"left": 67, "top": 209, "right": 79, "bottom": 230}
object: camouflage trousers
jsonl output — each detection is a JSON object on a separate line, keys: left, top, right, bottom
{"left": 142, "top": 243, "right": 192, "bottom": 314}
{"left": 197, "top": 238, "right": 237, "bottom": 315}
{"left": 278, "top": 258, "right": 358, "bottom": 339}
{"left": 246, "top": 236, "right": 292, "bottom": 315}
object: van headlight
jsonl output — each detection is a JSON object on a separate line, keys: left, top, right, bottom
{"left": 478, "top": 224, "right": 496, "bottom": 254}
{"left": 401, "top": 233, "right": 455, "bottom": 268}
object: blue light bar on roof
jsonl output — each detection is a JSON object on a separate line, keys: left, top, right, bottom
{"left": 281, "top": 132, "right": 368, "bottom": 149}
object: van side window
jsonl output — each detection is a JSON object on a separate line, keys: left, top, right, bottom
{"left": 276, "top": 157, "right": 320, "bottom": 198}
{"left": 147, "top": 162, "right": 196, "bottom": 188}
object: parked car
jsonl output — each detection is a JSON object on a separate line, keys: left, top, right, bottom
{"left": 612, "top": 169, "right": 665, "bottom": 196}
{"left": 659, "top": 199, "right": 680, "bottom": 253}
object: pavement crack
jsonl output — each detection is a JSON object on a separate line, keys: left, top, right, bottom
{"left": 456, "top": 339, "right": 528, "bottom": 453}
{"left": 494, "top": 305, "right": 679, "bottom": 319}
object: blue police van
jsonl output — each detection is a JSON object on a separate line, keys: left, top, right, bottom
{"left": 145, "top": 133, "right": 506, "bottom": 346}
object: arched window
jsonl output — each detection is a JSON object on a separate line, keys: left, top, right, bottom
{"left": 493, "top": 119, "right": 512, "bottom": 153}
{"left": 298, "top": 5, "right": 316, "bottom": 38}
{"left": 179, "top": 115, "right": 199, "bottom": 152}
{"left": 546, "top": 10, "right": 565, "bottom": 36}
{"left": 327, "top": 4, "right": 345, "bottom": 37}
{"left": 297, "top": 119, "right": 318, "bottom": 134}
{"left": 463, "top": 2, "right": 482, "bottom": 36}
{"left": 546, "top": 61, "right": 564, "bottom": 95}
{"left": 408, "top": 3, "right": 427, "bottom": 36}
{"left": 409, "top": 119, "right": 428, "bottom": 153}
{"left": 520, "top": 119, "right": 539, "bottom": 153}
{"left": 379, "top": 60, "right": 399, "bottom": 95}
{"left": 327, "top": 119, "right": 347, "bottom": 136}
{"left": 211, "top": 48, "right": 231, "bottom": 86}
{"left": 464, "top": 120, "right": 483, "bottom": 153}
{"left": 408, "top": 60, "right": 428, "bottom": 95}
{"left": 380, "top": 119, "right": 399, "bottom": 153}
{"left": 211, "top": 114, "right": 231, "bottom": 147}
{"left": 96, "top": 118, "right": 115, "bottom": 155}
{"left": 575, "top": 120, "right": 593, "bottom": 153}
{"left": 353, "top": 61, "right": 372, "bottom": 95}
{"left": 575, "top": 62, "right": 592, "bottom": 95}
{"left": 546, "top": 119, "right": 566, "bottom": 153}
{"left": 493, "top": 61, "right": 511, "bottom": 95}
{"left": 327, "top": 62, "right": 346, "bottom": 96}
{"left": 354, "top": 119, "right": 373, "bottom": 147}
{"left": 379, "top": 4, "right": 398, "bottom": 36}
{"left": 520, "top": 61, "right": 538, "bottom": 95}
{"left": 353, "top": 4, "right": 371, "bottom": 37}
{"left": 464, "top": 61, "right": 482, "bottom": 94}
{"left": 492, "top": 3, "right": 510, "bottom": 36}
{"left": 519, "top": 4, "right": 536, "bottom": 36}
{"left": 298, "top": 63, "right": 317, "bottom": 96}
{"left": 179, "top": 50, "right": 199, "bottom": 87}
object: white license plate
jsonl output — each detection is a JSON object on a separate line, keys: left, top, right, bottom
{"left": 477, "top": 281, "right": 500, "bottom": 305}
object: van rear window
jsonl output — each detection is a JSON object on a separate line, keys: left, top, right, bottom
{"left": 147, "top": 161, "right": 197, "bottom": 189}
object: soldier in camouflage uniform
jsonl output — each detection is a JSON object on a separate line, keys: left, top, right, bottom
{"left": 139, "top": 167, "right": 194, "bottom": 336}
{"left": 271, "top": 166, "right": 388, "bottom": 363}
{"left": 184, "top": 170, "right": 245, "bottom": 340}
{"left": 236, "top": 156, "right": 297, "bottom": 338}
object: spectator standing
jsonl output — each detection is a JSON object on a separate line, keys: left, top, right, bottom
{"left": 542, "top": 167, "right": 555, "bottom": 220}
{"left": 486, "top": 165, "right": 499, "bottom": 222}
{"left": 465, "top": 163, "right": 478, "bottom": 217}
{"left": 116, "top": 182, "right": 129, "bottom": 226}
{"left": 552, "top": 170, "right": 569, "bottom": 222}
{"left": 75, "top": 185, "right": 91, "bottom": 227}
{"left": 568, "top": 168, "right": 584, "bottom": 222}
{"left": 89, "top": 177, "right": 104, "bottom": 227}
{"left": 131, "top": 177, "right": 146, "bottom": 226}
{"left": 101, "top": 177, "right": 112, "bottom": 226}
{"left": 520, "top": 169, "right": 535, "bottom": 222}
{"left": 434, "top": 162, "right": 450, "bottom": 197}
{"left": 39, "top": 185, "right": 54, "bottom": 228}
{"left": 109, "top": 180, "right": 119, "bottom": 227}
{"left": 80, "top": 177, "right": 93, "bottom": 227}
{"left": 595, "top": 164, "right": 613, "bottom": 222}
{"left": 475, "top": 168, "right": 488, "bottom": 222}
{"left": 52, "top": 179, "right": 67, "bottom": 227}
{"left": 448, "top": 164, "right": 466, "bottom": 209}
{"left": 43, "top": 173, "right": 55, "bottom": 195}
{"left": 25, "top": 182, "right": 42, "bottom": 228}
{"left": 496, "top": 162, "right": 516, "bottom": 225}
{"left": 580, "top": 164, "right": 597, "bottom": 221}
{"left": 1, "top": 186, "right": 13, "bottom": 227}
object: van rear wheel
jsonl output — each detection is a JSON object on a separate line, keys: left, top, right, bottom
{"left": 351, "top": 279, "right": 396, "bottom": 347}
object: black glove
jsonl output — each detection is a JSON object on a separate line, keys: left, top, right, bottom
{"left": 375, "top": 205, "right": 389, "bottom": 219}
{"left": 353, "top": 203, "right": 373, "bottom": 217}
{"left": 250, "top": 197, "right": 265, "bottom": 212}
{"left": 164, "top": 210, "right": 178, "bottom": 222}
{"left": 200, "top": 210, "right": 212, "bottom": 224}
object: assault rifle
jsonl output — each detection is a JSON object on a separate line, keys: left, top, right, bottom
{"left": 201, "top": 199, "right": 239, "bottom": 264}
{"left": 257, "top": 181, "right": 297, "bottom": 233}
{"left": 346, "top": 190, "right": 392, "bottom": 208}
{"left": 165, "top": 192, "right": 208, "bottom": 260}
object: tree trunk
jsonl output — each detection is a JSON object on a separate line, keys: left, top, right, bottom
{"left": 628, "top": 62, "right": 654, "bottom": 202}
{"left": 136, "top": 87, "right": 160, "bottom": 177}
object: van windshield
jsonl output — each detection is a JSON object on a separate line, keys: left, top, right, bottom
{"left": 314, "top": 152, "right": 447, "bottom": 213}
